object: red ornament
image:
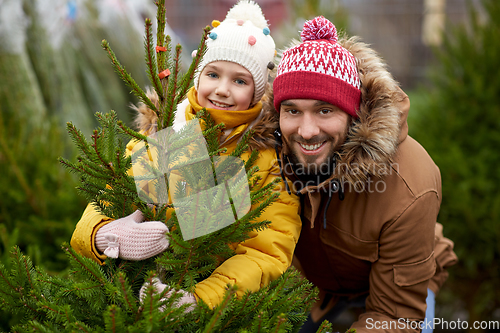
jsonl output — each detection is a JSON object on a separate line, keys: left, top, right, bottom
{"left": 158, "top": 69, "right": 171, "bottom": 79}
{"left": 156, "top": 46, "right": 167, "bottom": 53}
{"left": 248, "top": 35, "right": 256, "bottom": 46}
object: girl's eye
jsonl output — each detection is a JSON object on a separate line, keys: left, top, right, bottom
{"left": 235, "top": 78, "right": 246, "bottom": 85}
{"left": 207, "top": 72, "right": 218, "bottom": 79}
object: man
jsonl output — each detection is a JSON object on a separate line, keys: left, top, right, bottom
{"left": 271, "top": 16, "right": 457, "bottom": 332}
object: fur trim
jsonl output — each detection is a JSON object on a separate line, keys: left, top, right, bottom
{"left": 131, "top": 87, "right": 159, "bottom": 136}
{"left": 336, "top": 35, "right": 403, "bottom": 189}
{"left": 248, "top": 82, "right": 279, "bottom": 150}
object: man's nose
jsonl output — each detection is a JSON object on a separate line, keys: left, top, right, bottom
{"left": 297, "top": 114, "right": 320, "bottom": 140}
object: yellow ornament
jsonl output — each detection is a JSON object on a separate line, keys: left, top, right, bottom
{"left": 212, "top": 20, "right": 221, "bottom": 28}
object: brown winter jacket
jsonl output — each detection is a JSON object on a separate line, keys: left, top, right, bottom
{"left": 275, "top": 36, "right": 458, "bottom": 332}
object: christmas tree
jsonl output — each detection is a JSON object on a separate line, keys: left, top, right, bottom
{"left": 0, "top": 1, "right": 331, "bottom": 331}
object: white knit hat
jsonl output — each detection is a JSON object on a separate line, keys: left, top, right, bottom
{"left": 194, "top": 0, "right": 276, "bottom": 105}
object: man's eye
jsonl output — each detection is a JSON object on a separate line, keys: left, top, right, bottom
{"left": 287, "top": 109, "right": 299, "bottom": 115}
{"left": 319, "top": 109, "right": 332, "bottom": 115}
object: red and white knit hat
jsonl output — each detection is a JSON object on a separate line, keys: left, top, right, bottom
{"left": 273, "top": 16, "right": 361, "bottom": 117}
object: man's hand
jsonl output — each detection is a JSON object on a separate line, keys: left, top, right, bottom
{"left": 95, "top": 210, "right": 169, "bottom": 260}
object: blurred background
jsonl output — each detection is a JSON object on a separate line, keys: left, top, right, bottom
{"left": 0, "top": 0, "right": 498, "bottom": 331}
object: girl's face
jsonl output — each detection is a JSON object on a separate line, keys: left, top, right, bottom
{"left": 197, "top": 61, "right": 255, "bottom": 111}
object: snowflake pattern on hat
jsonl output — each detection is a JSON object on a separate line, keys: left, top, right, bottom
{"left": 277, "top": 41, "right": 360, "bottom": 89}
{"left": 278, "top": 16, "right": 360, "bottom": 90}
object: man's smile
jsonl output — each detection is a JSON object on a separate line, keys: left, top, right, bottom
{"left": 299, "top": 142, "right": 325, "bottom": 153}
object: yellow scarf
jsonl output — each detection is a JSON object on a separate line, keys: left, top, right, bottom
{"left": 186, "top": 87, "right": 261, "bottom": 129}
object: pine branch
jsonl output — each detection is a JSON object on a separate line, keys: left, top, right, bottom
{"left": 114, "top": 272, "right": 138, "bottom": 313}
{"left": 65, "top": 122, "right": 97, "bottom": 164}
{"left": 316, "top": 320, "right": 334, "bottom": 333}
{"left": 174, "top": 26, "right": 211, "bottom": 106}
{"left": 156, "top": 0, "right": 168, "bottom": 73}
{"left": 163, "top": 44, "right": 182, "bottom": 129}
{"left": 0, "top": 248, "right": 46, "bottom": 320}
{"left": 59, "top": 157, "right": 106, "bottom": 182}
{"left": 91, "top": 130, "right": 114, "bottom": 174}
{"left": 101, "top": 39, "right": 158, "bottom": 113}
{"left": 229, "top": 130, "right": 253, "bottom": 158}
{"left": 117, "top": 121, "right": 153, "bottom": 145}
{"left": 63, "top": 244, "right": 106, "bottom": 286}
{"left": 201, "top": 285, "right": 238, "bottom": 333}
{"left": 250, "top": 177, "right": 281, "bottom": 204}
{"left": 197, "top": 109, "right": 224, "bottom": 154}
{"left": 144, "top": 18, "right": 164, "bottom": 103}
{"left": 104, "top": 305, "right": 124, "bottom": 333}
{"left": 245, "top": 150, "right": 260, "bottom": 171}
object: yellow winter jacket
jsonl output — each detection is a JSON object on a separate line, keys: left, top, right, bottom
{"left": 70, "top": 88, "right": 301, "bottom": 308}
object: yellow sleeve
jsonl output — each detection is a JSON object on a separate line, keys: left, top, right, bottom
{"left": 70, "top": 203, "right": 113, "bottom": 265}
{"left": 193, "top": 149, "right": 301, "bottom": 308}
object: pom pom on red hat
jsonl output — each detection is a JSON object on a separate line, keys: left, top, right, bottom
{"left": 300, "top": 16, "right": 337, "bottom": 43}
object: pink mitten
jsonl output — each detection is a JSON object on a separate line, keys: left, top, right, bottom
{"left": 139, "top": 277, "right": 196, "bottom": 312}
{"left": 95, "top": 210, "right": 169, "bottom": 260}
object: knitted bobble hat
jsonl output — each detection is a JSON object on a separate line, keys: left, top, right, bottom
{"left": 194, "top": 0, "right": 276, "bottom": 105}
{"left": 273, "top": 16, "right": 361, "bottom": 117}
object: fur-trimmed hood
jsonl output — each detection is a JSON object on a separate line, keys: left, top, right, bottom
{"left": 270, "top": 35, "right": 409, "bottom": 192}
{"left": 338, "top": 35, "right": 408, "bottom": 188}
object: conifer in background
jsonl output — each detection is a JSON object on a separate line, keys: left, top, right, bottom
{"left": 0, "top": 1, "right": 156, "bottom": 326}
{"left": 0, "top": 1, "right": 326, "bottom": 331}
{"left": 409, "top": 0, "right": 500, "bottom": 326}
{"left": 0, "top": 0, "right": 159, "bottom": 276}
{"left": 0, "top": 0, "right": 88, "bottom": 274}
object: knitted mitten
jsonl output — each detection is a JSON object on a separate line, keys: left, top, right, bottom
{"left": 139, "top": 277, "right": 196, "bottom": 313}
{"left": 95, "top": 210, "right": 169, "bottom": 261}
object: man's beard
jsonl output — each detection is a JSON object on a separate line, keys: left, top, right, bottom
{"left": 282, "top": 134, "right": 343, "bottom": 183}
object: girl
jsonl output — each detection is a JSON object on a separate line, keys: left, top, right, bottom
{"left": 71, "top": 0, "right": 301, "bottom": 309}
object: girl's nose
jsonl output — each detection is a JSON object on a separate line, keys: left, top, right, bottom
{"left": 215, "top": 81, "right": 230, "bottom": 97}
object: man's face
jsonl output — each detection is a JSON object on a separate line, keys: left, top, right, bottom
{"left": 279, "top": 99, "right": 351, "bottom": 176}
